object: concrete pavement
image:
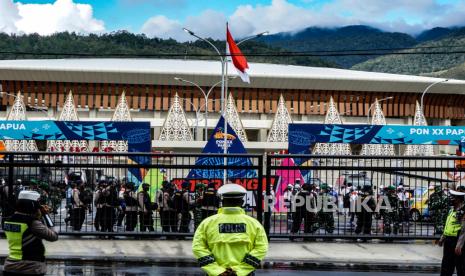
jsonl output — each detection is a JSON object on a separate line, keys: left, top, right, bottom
{"left": 0, "top": 238, "right": 443, "bottom": 270}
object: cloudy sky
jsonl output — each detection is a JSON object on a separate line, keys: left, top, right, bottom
{"left": 1, "top": 0, "right": 465, "bottom": 41}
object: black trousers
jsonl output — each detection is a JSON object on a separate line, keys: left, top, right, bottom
{"left": 291, "top": 209, "right": 317, "bottom": 234}
{"left": 179, "top": 211, "right": 191, "bottom": 233}
{"left": 94, "top": 207, "right": 102, "bottom": 231}
{"left": 355, "top": 212, "right": 373, "bottom": 235}
{"left": 125, "top": 211, "right": 138, "bottom": 231}
{"left": 100, "top": 206, "right": 115, "bottom": 232}
{"left": 71, "top": 207, "right": 85, "bottom": 231}
{"left": 161, "top": 210, "right": 178, "bottom": 232}
{"left": 441, "top": 236, "right": 465, "bottom": 276}
{"left": 139, "top": 212, "right": 155, "bottom": 232}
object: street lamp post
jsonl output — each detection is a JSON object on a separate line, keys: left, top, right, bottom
{"left": 174, "top": 76, "right": 237, "bottom": 140}
{"left": 420, "top": 79, "right": 448, "bottom": 114}
{"left": 183, "top": 27, "right": 267, "bottom": 182}
{"left": 366, "top": 96, "right": 394, "bottom": 124}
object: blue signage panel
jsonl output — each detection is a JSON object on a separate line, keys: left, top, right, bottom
{"left": 288, "top": 124, "right": 465, "bottom": 154}
{"left": 0, "top": 120, "right": 152, "bottom": 180}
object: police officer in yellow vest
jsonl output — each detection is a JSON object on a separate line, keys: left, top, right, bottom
{"left": 192, "top": 183, "right": 268, "bottom": 276}
{"left": 438, "top": 186, "right": 465, "bottom": 276}
{"left": 2, "top": 191, "right": 58, "bottom": 276}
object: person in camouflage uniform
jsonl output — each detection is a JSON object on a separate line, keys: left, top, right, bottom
{"left": 429, "top": 184, "right": 450, "bottom": 235}
{"left": 382, "top": 185, "right": 400, "bottom": 235}
{"left": 317, "top": 184, "right": 335, "bottom": 234}
{"left": 193, "top": 182, "right": 205, "bottom": 230}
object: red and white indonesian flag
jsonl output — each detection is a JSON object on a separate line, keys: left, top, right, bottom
{"left": 226, "top": 25, "right": 250, "bottom": 83}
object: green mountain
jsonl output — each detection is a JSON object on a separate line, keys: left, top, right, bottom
{"left": 0, "top": 31, "right": 337, "bottom": 68}
{"left": 260, "top": 25, "right": 417, "bottom": 68}
{"left": 435, "top": 62, "right": 465, "bottom": 79}
{"left": 351, "top": 30, "right": 465, "bottom": 77}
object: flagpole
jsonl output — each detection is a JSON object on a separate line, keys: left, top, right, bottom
{"left": 223, "top": 23, "right": 229, "bottom": 185}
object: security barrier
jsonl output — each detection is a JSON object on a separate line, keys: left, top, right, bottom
{"left": 1, "top": 152, "right": 464, "bottom": 240}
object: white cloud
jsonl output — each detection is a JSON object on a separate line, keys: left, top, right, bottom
{"left": 0, "top": 0, "right": 20, "bottom": 33}
{"left": 141, "top": 0, "right": 465, "bottom": 41}
{"left": 141, "top": 15, "right": 186, "bottom": 40}
{"left": 0, "top": 0, "right": 104, "bottom": 35}
{"left": 184, "top": 10, "right": 227, "bottom": 39}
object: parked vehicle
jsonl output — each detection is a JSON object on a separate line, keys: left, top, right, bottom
{"left": 340, "top": 171, "right": 372, "bottom": 189}
{"left": 409, "top": 187, "right": 434, "bottom": 222}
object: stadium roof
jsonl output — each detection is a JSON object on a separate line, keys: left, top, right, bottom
{"left": 0, "top": 58, "right": 464, "bottom": 94}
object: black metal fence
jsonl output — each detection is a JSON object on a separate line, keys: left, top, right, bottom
{"left": 0, "top": 152, "right": 263, "bottom": 237}
{"left": 1, "top": 152, "right": 464, "bottom": 240}
{"left": 266, "top": 154, "right": 465, "bottom": 240}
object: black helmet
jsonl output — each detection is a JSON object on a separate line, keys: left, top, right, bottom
{"left": 362, "top": 184, "right": 373, "bottom": 194}
{"left": 126, "top": 182, "right": 135, "bottom": 191}
{"left": 181, "top": 181, "right": 190, "bottom": 189}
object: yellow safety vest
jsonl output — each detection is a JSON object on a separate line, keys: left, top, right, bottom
{"left": 192, "top": 207, "right": 269, "bottom": 276}
{"left": 444, "top": 209, "right": 462, "bottom": 237}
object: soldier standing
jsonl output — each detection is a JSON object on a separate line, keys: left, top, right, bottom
{"left": 382, "top": 186, "right": 400, "bottom": 236}
{"left": 429, "top": 184, "right": 450, "bottom": 235}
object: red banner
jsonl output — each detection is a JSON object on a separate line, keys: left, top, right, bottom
{"left": 171, "top": 177, "right": 278, "bottom": 192}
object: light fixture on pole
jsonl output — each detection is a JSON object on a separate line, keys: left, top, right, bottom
{"left": 174, "top": 76, "right": 237, "bottom": 140}
{"left": 183, "top": 27, "right": 267, "bottom": 183}
{"left": 420, "top": 79, "right": 448, "bottom": 114}
{"left": 366, "top": 96, "right": 393, "bottom": 124}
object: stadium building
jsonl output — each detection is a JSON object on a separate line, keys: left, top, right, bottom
{"left": 1, "top": 58, "right": 465, "bottom": 154}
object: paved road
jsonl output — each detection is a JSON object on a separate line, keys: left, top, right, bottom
{"left": 43, "top": 264, "right": 437, "bottom": 275}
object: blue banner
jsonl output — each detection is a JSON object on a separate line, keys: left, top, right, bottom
{"left": 187, "top": 116, "right": 256, "bottom": 179}
{"left": 289, "top": 124, "right": 465, "bottom": 155}
{"left": 0, "top": 120, "right": 151, "bottom": 180}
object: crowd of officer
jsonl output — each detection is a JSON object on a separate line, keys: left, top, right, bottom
{"left": 283, "top": 180, "right": 456, "bottom": 240}
{"left": 61, "top": 178, "right": 222, "bottom": 235}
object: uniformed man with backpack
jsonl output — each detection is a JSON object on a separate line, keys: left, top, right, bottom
{"left": 157, "top": 181, "right": 170, "bottom": 232}
{"left": 93, "top": 181, "right": 105, "bottom": 231}
{"left": 123, "top": 182, "right": 138, "bottom": 231}
{"left": 173, "top": 181, "right": 193, "bottom": 234}
{"left": 138, "top": 183, "right": 156, "bottom": 232}
{"left": 98, "top": 180, "right": 118, "bottom": 233}
{"left": 201, "top": 182, "right": 220, "bottom": 220}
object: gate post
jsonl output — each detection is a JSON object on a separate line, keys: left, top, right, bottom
{"left": 7, "top": 153, "right": 15, "bottom": 215}
{"left": 264, "top": 154, "right": 271, "bottom": 237}
{"left": 256, "top": 155, "right": 263, "bottom": 224}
